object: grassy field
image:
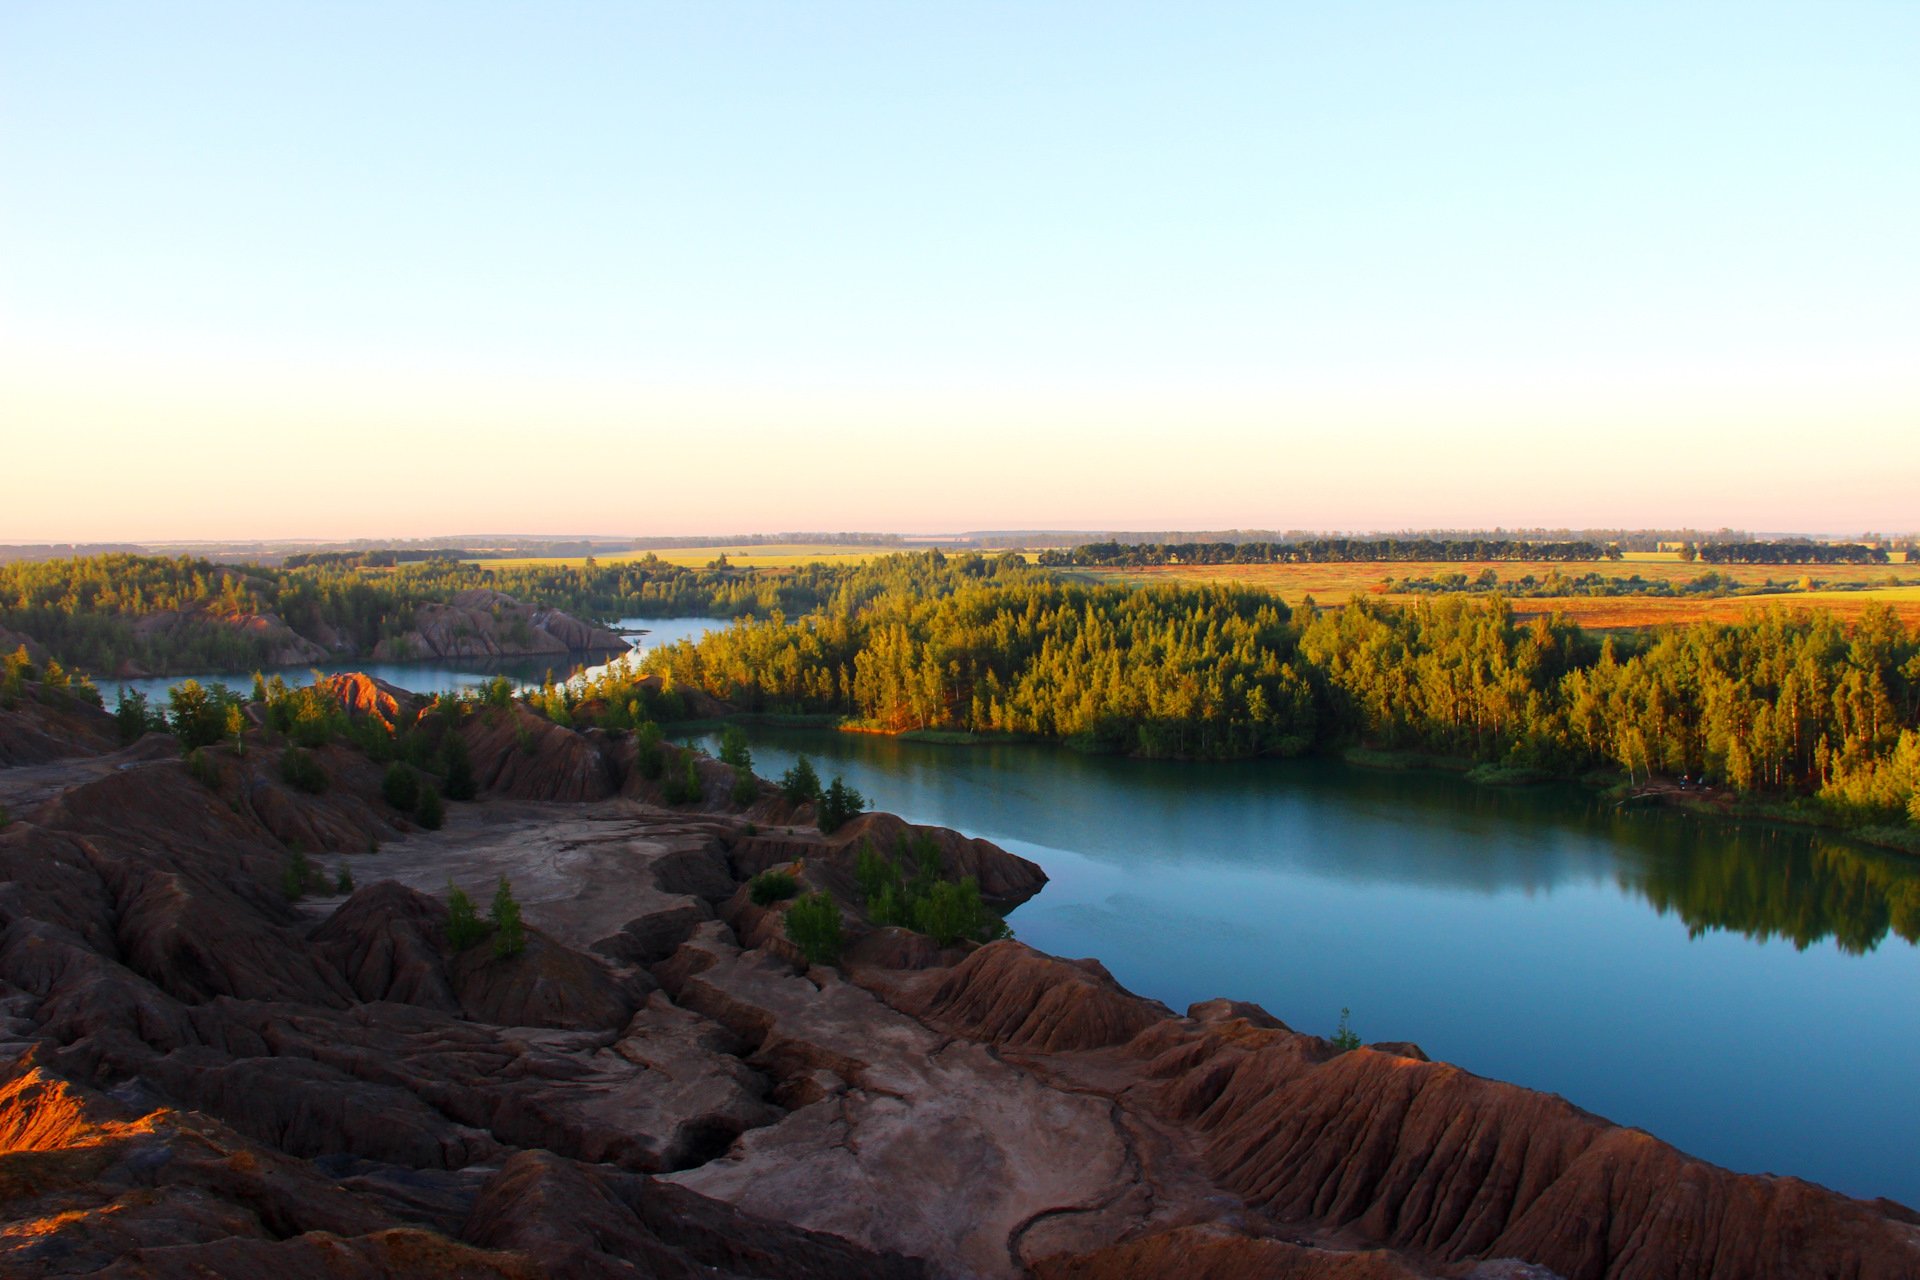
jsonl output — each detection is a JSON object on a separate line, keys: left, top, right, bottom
{"left": 1072, "top": 561, "right": 1920, "bottom": 628}
{"left": 459, "top": 545, "right": 1919, "bottom": 628}
{"left": 469, "top": 543, "right": 893, "bottom": 570}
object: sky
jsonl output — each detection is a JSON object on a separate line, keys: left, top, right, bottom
{"left": 2, "top": 2, "right": 1916, "bottom": 541}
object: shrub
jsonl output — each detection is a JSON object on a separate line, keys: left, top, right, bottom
{"left": 445, "top": 881, "right": 485, "bottom": 949}
{"left": 856, "top": 837, "right": 1007, "bottom": 944}
{"left": 816, "top": 776, "right": 867, "bottom": 834}
{"left": 382, "top": 762, "right": 421, "bottom": 810}
{"left": 854, "top": 840, "right": 894, "bottom": 901}
{"left": 415, "top": 786, "right": 446, "bottom": 830}
{"left": 0, "top": 803, "right": 10, "bottom": 829}
{"left": 783, "top": 892, "right": 842, "bottom": 967}
{"left": 441, "top": 735, "right": 477, "bottom": 801}
{"left": 186, "top": 747, "right": 220, "bottom": 789}
{"left": 663, "top": 755, "right": 702, "bottom": 806}
{"left": 730, "top": 767, "right": 759, "bottom": 808}
{"left": 278, "top": 679, "right": 346, "bottom": 748}
{"left": 2, "top": 645, "right": 34, "bottom": 705}
{"left": 719, "top": 725, "right": 752, "bottom": 771}
{"left": 170, "top": 680, "right": 237, "bottom": 750}
{"left": 749, "top": 869, "right": 799, "bottom": 905}
{"left": 280, "top": 747, "right": 329, "bottom": 794}
{"left": 282, "top": 848, "right": 318, "bottom": 900}
{"left": 912, "top": 876, "right": 1001, "bottom": 947}
{"left": 335, "top": 864, "right": 354, "bottom": 894}
{"left": 514, "top": 723, "right": 538, "bottom": 755}
{"left": 480, "top": 675, "right": 516, "bottom": 710}
{"left": 490, "top": 876, "right": 526, "bottom": 958}
{"left": 114, "top": 688, "right": 162, "bottom": 744}
{"left": 779, "top": 754, "right": 821, "bottom": 805}
{"left": 344, "top": 713, "right": 397, "bottom": 762}
{"left": 634, "top": 721, "right": 665, "bottom": 779}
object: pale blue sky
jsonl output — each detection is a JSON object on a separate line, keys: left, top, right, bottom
{"left": 3, "top": 3, "right": 1915, "bottom": 539}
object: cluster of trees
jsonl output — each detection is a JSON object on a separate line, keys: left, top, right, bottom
{"left": 445, "top": 877, "right": 526, "bottom": 958}
{"left": 1302, "top": 599, "right": 1920, "bottom": 827}
{"left": 855, "top": 835, "right": 1009, "bottom": 946}
{"left": 2, "top": 645, "right": 100, "bottom": 710}
{"left": 1388, "top": 570, "right": 1909, "bottom": 599}
{"left": 1693, "top": 542, "right": 1899, "bottom": 565}
{"left": 640, "top": 574, "right": 1316, "bottom": 760}
{"left": 128, "top": 670, "right": 481, "bottom": 826}
{"left": 1037, "top": 538, "right": 1620, "bottom": 566}
{"left": 772, "top": 835, "right": 1008, "bottom": 968}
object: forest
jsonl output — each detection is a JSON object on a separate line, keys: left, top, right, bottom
{"left": 0, "top": 551, "right": 912, "bottom": 673}
{"left": 617, "top": 555, "right": 1920, "bottom": 833}
{"left": 1036, "top": 538, "right": 1618, "bottom": 565}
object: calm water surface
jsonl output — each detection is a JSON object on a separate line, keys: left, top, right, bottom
{"left": 691, "top": 725, "right": 1920, "bottom": 1209}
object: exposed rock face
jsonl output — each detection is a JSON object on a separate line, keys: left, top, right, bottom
{"left": 906, "top": 941, "right": 1171, "bottom": 1052}
{"left": 459, "top": 704, "right": 618, "bottom": 802}
{"left": 371, "top": 589, "right": 626, "bottom": 663}
{"left": 0, "top": 685, "right": 119, "bottom": 766}
{"left": 1, "top": 686, "right": 1916, "bottom": 1280}
{"left": 729, "top": 809, "right": 1050, "bottom": 909}
{"left": 322, "top": 672, "right": 417, "bottom": 731}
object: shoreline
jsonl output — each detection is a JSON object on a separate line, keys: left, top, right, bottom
{"left": 681, "top": 711, "right": 1920, "bottom": 860}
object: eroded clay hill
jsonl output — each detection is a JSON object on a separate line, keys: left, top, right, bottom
{"left": 0, "top": 682, "right": 1914, "bottom": 1279}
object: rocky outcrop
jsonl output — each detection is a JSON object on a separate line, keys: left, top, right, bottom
{"left": 322, "top": 672, "right": 417, "bottom": 731}
{"left": 458, "top": 704, "right": 618, "bottom": 802}
{"left": 1135, "top": 1011, "right": 1920, "bottom": 1280}
{"left": 372, "top": 589, "right": 626, "bottom": 663}
{"left": 905, "top": 941, "right": 1171, "bottom": 1053}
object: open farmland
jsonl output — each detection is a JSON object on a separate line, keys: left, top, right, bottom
{"left": 1071, "top": 561, "right": 1920, "bottom": 628}
{"left": 469, "top": 543, "right": 892, "bottom": 570}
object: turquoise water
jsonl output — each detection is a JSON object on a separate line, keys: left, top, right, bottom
{"left": 692, "top": 725, "right": 1920, "bottom": 1209}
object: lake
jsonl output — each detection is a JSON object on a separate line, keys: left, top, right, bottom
{"left": 687, "top": 723, "right": 1920, "bottom": 1210}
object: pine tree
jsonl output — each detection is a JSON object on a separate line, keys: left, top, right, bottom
{"left": 490, "top": 876, "right": 525, "bottom": 958}
{"left": 445, "top": 882, "right": 483, "bottom": 950}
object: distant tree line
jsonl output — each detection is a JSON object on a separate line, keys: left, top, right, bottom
{"left": 1037, "top": 539, "right": 1620, "bottom": 566}
{"left": 1390, "top": 569, "right": 1913, "bottom": 599}
{"left": 0, "top": 551, "right": 950, "bottom": 675}
{"left": 1695, "top": 542, "right": 1896, "bottom": 565}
